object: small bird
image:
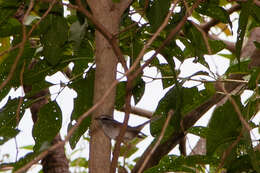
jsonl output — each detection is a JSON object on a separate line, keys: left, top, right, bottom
{"left": 95, "top": 115, "right": 150, "bottom": 142}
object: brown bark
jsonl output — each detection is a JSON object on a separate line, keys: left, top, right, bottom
{"left": 86, "top": 1, "right": 131, "bottom": 172}
{"left": 42, "top": 134, "right": 69, "bottom": 173}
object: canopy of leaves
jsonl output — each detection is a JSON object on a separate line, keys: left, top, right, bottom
{"left": 0, "top": 0, "right": 259, "bottom": 172}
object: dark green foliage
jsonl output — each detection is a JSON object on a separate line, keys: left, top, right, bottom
{"left": 0, "top": 0, "right": 259, "bottom": 172}
{"left": 13, "top": 152, "right": 38, "bottom": 171}
{"left": 0, "top": 98, "right": 27, "bottom": 144}
{"left": 235, "top": 0, "right": 253, "bottom": 63}
{"left": 40, "top": 14, "right": 69, "bottom": 66}
{"left": 0, "top": 0, "right": 22, "bottom": 26}
{"left": 144, "top": 155, "right": 219, "bottom": 173}
{"left": 147, "top": 0, "right": 171, "bottom": 32}
{"left": 151, "top": 85, "right": 215, "bottom": 140}
{"left": 0, "top": 18, "right": 22, "bottom": 37}
{"left": 115, "top": 81, "right": 127, "bottom": 110}
{"left": 0, "top": 44, "right": 35, "bottom": 100}
{"left": 32, "top": 101, "right": 62, "bottom": 152}
{"left": 196, "top": 3, "right": 231, "bottom": 24}
{"left": 68, "top": 69, "right": 95, "bottom": 149}
{"left": 206, "top": 97, "right": 242, "bottom": 156}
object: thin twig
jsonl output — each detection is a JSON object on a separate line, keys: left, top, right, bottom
{"left": 110, "top": 74, "right": 134, "bottom": 173}
{"left": 138, "top": 110, "right": 174, "bottom": 173}
{"left": 110, "top": 1, "right": 178, "bottom": 171}
{"left": 16, "top": 62, "right": 26, "bottom": 124}
{"left": 0, "top": 0, "right": 31, "bottom": 91}
{"left": 73, "top": 0, "right": 128, "bottom": 73}
{"left": 215, "top": 130, "right": 243, "bottom": 172}
{"left": 15, "top": 78, "right": 121, "bottom": 173}
{"left": 131, "top": 0, "right": 201, "bottom": 80}
{"left": 14, "top": 137, "right": 19, "bottom": 162}
{"left": 126, "top": 0, "right": 179, "bottom": 77}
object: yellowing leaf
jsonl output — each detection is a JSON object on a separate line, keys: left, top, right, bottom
{"left": 216, "top": 23, "right": 232, "bottom": 36}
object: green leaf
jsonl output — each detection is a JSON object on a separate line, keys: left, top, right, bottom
{"left": 151, "top": 86, "right": 214, "bottom": 139}
{"left": 0, "top": 1, "right": 21, "bottom": 26}
{"left": 0, "top": 43, "right": 35, "bottom": 97}
{"left": 248, "top": 68, "right": 260, "bottom": 90}
{"left": 13, "top": 152, "right": 38, "bottom": 171}
{"left": 120, "top": 144, "right": 138, "bottom": 158}
{"left": 206, "top": 97, "right": 242, "bottom": 156}
{"left": 157, "top": 64, "right": 174, "bottom": 89}
{"left": 254, "top": 41, "right": 260, "bottom": 49}
{"left": 20, "top": 145, "right": 34, "bottom": 151}
{"left": 187, "top": 126, "right": 211, "bottom": 138}
{"left": 68, "top": 69, "right": 95, "bottom": 149}
{"left": 226, "top": 60, "right": 251, "bottom": 74}
{"left": 40, "top": 14, "right": 68, "bottom": 66}
{"left": 250, "top": 5, "right": 260, "bottom": 23}
{"left": 70, "top": 157, "right": 88, "bottom": 168}
{"left": 0, "top": 127, "right": 19, "bottom": 145}
{"left": 243, "top": 131, "right": 260, "bottom": 172}
{"left": 32, "top": 101, "right": 62, "bottom": 152}
{"left": 0, "top": 98, "right": 29, "bottom": 145}
{"left": 196, "top": 4, "right": 230, "bottom": 24}
{"left": 183, "top": 22, "right": 207, "bottom": 60}
{"left": 235, "top": 0, "right": 253, "bottom": 62}
{"left": 144, "top": 155, "right": 219, "bottom": 173}
{"left": 115, "top": 81, "right": 126, "bottom": 110}
{"left": 208, "top": 39, "right": 226, "bottom": 54}
{"left": 147, "top": 0, "right": 171, "bottom": 32}
{"left": 133, "top": 78, "right": 145, "bottom": 105}
{"left": 112, "top": 0, "right": 121, "bottom": 2}
{"left": 0, "top": 18, "right": 22, "bottom": 37}
{"left": 69, "top": 20, "right": 87, "bottom": 52}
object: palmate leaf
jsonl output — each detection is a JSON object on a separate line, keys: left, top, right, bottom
{"left": 32, "top": 101, "right": 62, "bottom": 152}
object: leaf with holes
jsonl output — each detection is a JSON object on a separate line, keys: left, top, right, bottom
{"left": 32, "top": 101, "right": 62, "bottom": 152}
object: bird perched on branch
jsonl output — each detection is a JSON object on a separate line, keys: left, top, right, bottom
{"left": 96, "top": 115, "right": 150, "bottom": 142}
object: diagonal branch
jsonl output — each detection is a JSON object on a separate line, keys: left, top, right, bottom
{"left": 132, "top": 77, "right": 246, "bottom": 172}
{"left": 138, "top": 110, "right": 174, "bottom": 173}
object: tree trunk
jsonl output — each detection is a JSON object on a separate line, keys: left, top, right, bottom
{"left": 87, "top": 2, "right": 120, "bottom": 173}
{"left": 86, "top": 0, "right": 131, "bottom": 172}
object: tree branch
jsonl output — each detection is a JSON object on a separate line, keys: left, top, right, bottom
{"left": 201, "top": 4, "right": 241, "bottom": 33}
{"left": 72, "top": 0, "right": 128, "bottom": 72}
{"left": 132, "top": 77, "right": 246, "bottom": 172}
{"left": 138, "top": 110, "right": 174, "bottom": 173}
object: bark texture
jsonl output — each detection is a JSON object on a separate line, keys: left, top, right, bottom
{"left": 86, "top": 1, "right": 130, "bottom": 172}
